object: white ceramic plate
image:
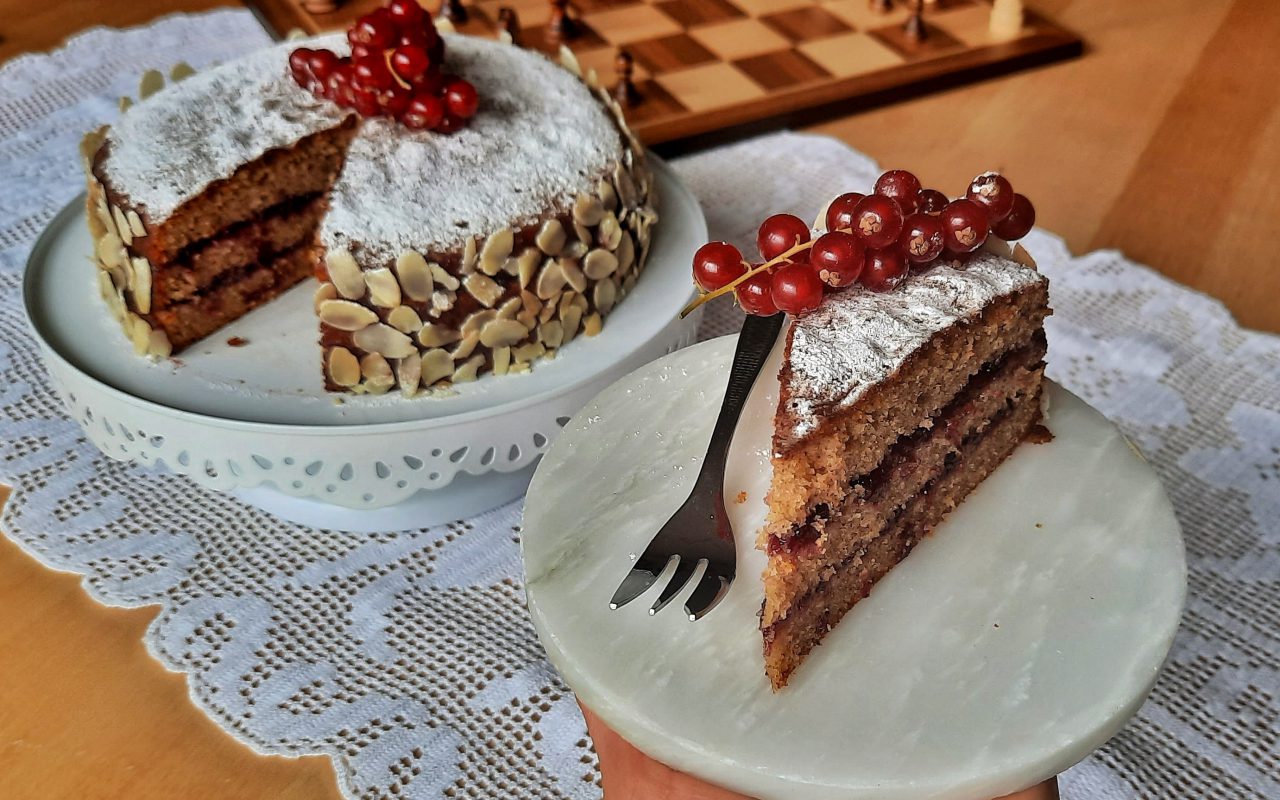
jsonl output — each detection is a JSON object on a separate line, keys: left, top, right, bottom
{"left": 522, "top": 335, "right": 1186, "bottom": 800}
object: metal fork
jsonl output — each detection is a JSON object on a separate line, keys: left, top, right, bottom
{"left": 609, "top": 312, "right": 785, "bottom": 620}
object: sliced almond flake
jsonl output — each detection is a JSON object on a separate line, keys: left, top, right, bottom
{"left": 463, "top": 273, "right": 503, "bottom": 308}
{"left": 493, "top": 346, "right": 512, "bottom": 376}
{"left": 365, "top": 268, "right": 402, "bottom": 308}
{"left": 479, "top": 227, "right": 514, "bottom": 275}
{"left": 421, "top": 349, "right": 454, "bottom": 386}
{"left": 319, "top": 299, "right": 379, "bottom": 331}
{"left": 418, "top": 323, "right": 461, "bottom": 348}
{"left": 430, "top": 263, "right": 461, "bottom": 291}
{"left": 396, "top": 355, "right": 422, "bottom": 397}
{"left": 387, "top": 305, "right": 423, "bottom": 334}
{"left": 353, "top": 323, "right": 416, "bottom": 359}
{"left": 395, "top": 251, "right": 434, "bottom": 302}
{"left": 313, "top": 282, "right": 338, "bottom": 313}
{"left": 326, "top": 249, "right": 366, "bottom": 299}
{"left": 480, "top": 318, "right": 529, "bottom": 348}
{"left": 452, "top": 354, "right": 485, "bottom": 383}
{"left": 131, "top": 257, "right": 153, "bottom": 314}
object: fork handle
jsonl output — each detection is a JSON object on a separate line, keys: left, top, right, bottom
{"left": 696, "top": 313, "right": 785, "bottom": 488}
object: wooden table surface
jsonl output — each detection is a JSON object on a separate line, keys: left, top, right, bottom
{"left": 2, "top": 1, "right": 1277, "bottom": 798}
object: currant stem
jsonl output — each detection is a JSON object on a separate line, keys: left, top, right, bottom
{"left": 680, "top": 232, "right": 845, "bottom": 318}
{"left": 384, "top": 50, "right": 412, "bottom": 91}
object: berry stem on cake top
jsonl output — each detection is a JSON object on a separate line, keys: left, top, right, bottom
{"left": 288, "top": 0, "right": 479, "bottom": 133}
{"left": 682, "top": 170, "right": 1036, "bottom": 318}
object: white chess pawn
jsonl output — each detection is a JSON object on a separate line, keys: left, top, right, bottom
{"left": 989, "top": 0, "right": 1024, "bottom": 40}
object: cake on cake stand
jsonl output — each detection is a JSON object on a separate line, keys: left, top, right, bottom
{"left": 24, "top": 159, "right": 705, "bottom": 532}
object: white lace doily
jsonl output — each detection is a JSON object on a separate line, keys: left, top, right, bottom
{"left": 2, "top": 12, "right": 1277, "bottom": 800}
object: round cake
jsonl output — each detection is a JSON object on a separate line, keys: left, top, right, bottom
{"left": 81, "top": 32, "right": 656, "bottom": 395}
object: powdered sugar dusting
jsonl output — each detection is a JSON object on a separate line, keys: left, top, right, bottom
{"left": 322, "top": 35, "right": 621, "bottom": 261}
{"left": 781, "top": 253, "right": 1045, "bottom": 446}
{"left": 102, "top": 37, "right": 351, "bottom": 219}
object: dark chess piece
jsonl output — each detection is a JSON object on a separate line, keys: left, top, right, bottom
{"left": 547, "top": 0, "right": 579, "bottom": 44}
{"left": 439, "top": 0, "right": 468, "bottom": 24}
{"left": 904, "top": 0, "right": 928, "bottom": 42}
{"left": 869, "top": 0, "right": 893, "bottom": 13}
{"left": 613, "top": 49, "right": 639, "bottom": 107}
{"left": 497, "top": 6, "right": 520, "bottom": 44}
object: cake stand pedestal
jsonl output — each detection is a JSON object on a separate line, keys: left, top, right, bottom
{"left": 522, "top": 336, "right": 1185, "bottom": 800}
{"left": 24, "top": 159, "right": 706, "bottom": 532}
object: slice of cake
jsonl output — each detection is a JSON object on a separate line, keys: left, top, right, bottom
{"left": 761, "top": 247, "right": 1049, "bottom": 688}
{"left": 82, "top": 3, "right": 655, "bottom": 394}
{"left": 686, "top": 168, "right": 1047, "bottom": 689}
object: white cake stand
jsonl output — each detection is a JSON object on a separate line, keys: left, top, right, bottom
{"left": 522, "top": 335, "right": 1186, "bottom": 800}
{"left": 22, "top": 159, "right": 706, "bottom": 532}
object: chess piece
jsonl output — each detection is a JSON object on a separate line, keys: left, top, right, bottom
{"left": 439, "top": 0, "right": 468, "bottom": 24}
{"left": 613, "top": 49, "right": 639, "bottom": 107}
{"left": 989, "top": 0, "right": 1024, "bottom": 40}
{"left": 299, "top": 0, "right": 337, "bottom": 13}
{"left": 869, "top": 0, "right": 893, "bottom": 13}
{"left": 497, "top": 6, "right": 520, "bottom": 45}
{"left": 903, "top": 0, "right": 928, "bottom": 42}
{"left": 547, "top": 0, "right": 579, "bottom": 43}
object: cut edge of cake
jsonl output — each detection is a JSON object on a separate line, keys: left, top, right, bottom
{"left": 759, "top": 244, "right": 1051, "bottom": 690}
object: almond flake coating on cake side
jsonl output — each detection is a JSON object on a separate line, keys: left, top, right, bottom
{"left": 779, "top": 253, "right": 1045, "bottom": 450}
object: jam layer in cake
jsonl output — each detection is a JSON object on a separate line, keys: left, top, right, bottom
{"left": 763, "top": 381, "right": 1046, "bottom": 687}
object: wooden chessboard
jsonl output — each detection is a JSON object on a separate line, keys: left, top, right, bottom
{"left": 248, "top": 0, "right": 1082, "bottom": 150}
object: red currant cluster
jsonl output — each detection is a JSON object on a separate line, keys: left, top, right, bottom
{"left": 689, "top": 169, "right": 1036, "bottom": 317}
{"left": 288, "top": 0, "right": 479, "bottom": 132}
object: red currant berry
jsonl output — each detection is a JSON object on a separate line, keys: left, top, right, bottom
{"left": 851, "top": 194, "right": 904, "bottom": 250}
{"left": 966, "top": 172, "right": 1015, "bottom": 221}
{"left": 391, "top": 45, "right": 431, "bottom": 80}
{"left": 735, "top": 270, "right": 778, "bottom": 316}
{"left": 353, "top": 55, "right": 395, "bottom": 91}
{"left": 307, "top": 49, "right": 339, "bottom": 83}
{"left": 916, "top": 188, "right": 949, "bottom": 216}
{"left": 352, "top": 86, "right": 382, "bottom": 117}
{"left": 410, "top": 69, "right": 444, "bottom": 94}
{"left": 809, "top": 230, "right": 865, "bottom": 288}
{"left": 824, "top": 192, "right": 865, "bottom": 232}
{"left": 289, "top": 48, "right": 313, "bottom": 81}
{"left": 379, "top": 86, "right": 412, "bottom": 117}
{"left": 348, "top": 10, "right": 399, "bottom": 50}
{"left": 990, "top": 193, "right": 1036, "bottom": 240}
{"left": 941, "top": 199, "right": 990, "bottom": 253}
{"left": 899, "top": 213, "right": 945, "bottom": 265}
{"left": 326, "top": 62, "right": 356, "bottom": 107}
{"left": 861, "top": 247, "right": 908, "bottom": 292}
{"left": 873, "top": 169, "right": 922, "bottom": 214}
{"left": 757, "top": 213, "right": 811, "bottom": 261}
{"left": 387, "top": 0, "right": 426, "bottom": 27}
{"left": 402, "top": 93, "right": 445, "bottom": 130}
{"left": 444, "top": 78, "right": 479, "bottom": 119}
{"left": 436, "top": 112, "right": 466, "bottom": 134}
{"left": 692, "top": 242, "right": 745, "bottom": 292}
{"left": 771, "top": 263, "right": 825, "bottom": 315}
